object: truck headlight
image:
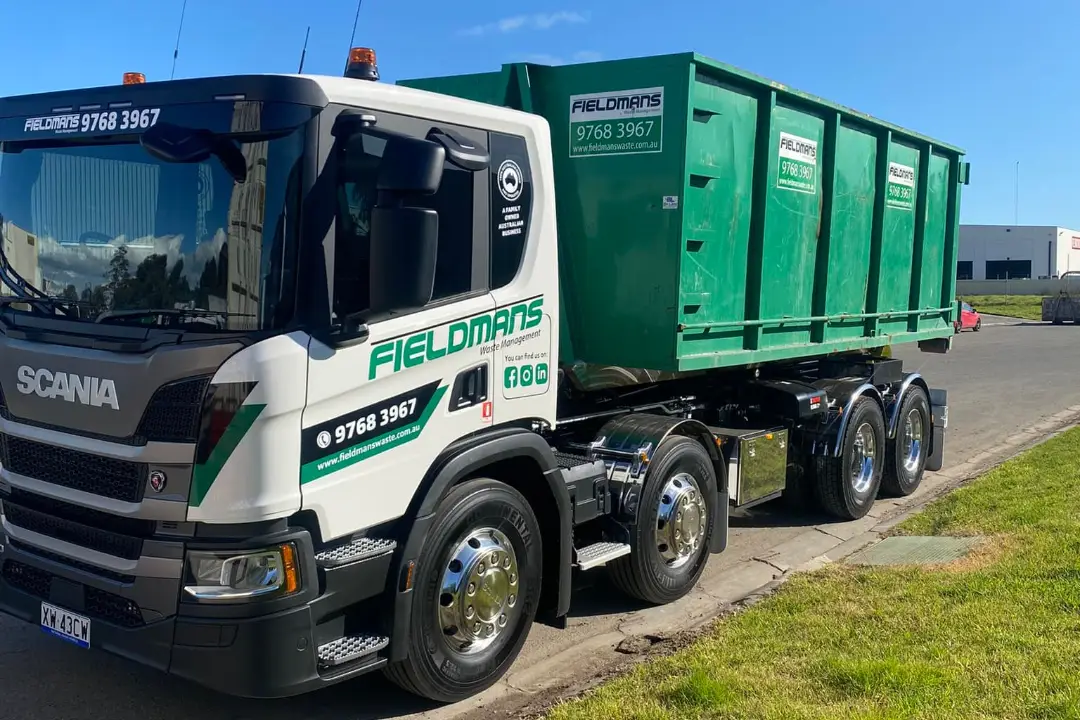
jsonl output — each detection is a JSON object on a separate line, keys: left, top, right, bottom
{"left": 182, "top": 543, "right": 301, "bottom": 603}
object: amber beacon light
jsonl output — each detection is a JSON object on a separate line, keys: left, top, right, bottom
{"left": 344, "top": 47, "right": 379, "bottom": 81}
{"left": 122, "top": 72, "right": 146, "bottom": 85}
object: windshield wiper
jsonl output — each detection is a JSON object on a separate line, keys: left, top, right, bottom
{"left": 95, "top": 307, "right": 256, "bottom": 329}
{"left": 0, "top": 215, "right": 78, "bottom": 317}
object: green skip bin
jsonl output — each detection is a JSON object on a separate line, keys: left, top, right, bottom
{"left": 401, "top": 52, "right": 970, "bottom": 375}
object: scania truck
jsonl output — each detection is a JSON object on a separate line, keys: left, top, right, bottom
{"left": 0, "top": 48, "right": 967, "bottom": 703}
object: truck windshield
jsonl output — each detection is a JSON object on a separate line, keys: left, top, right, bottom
{"left": 0, "top": 126, "right": 304, "bottom": 331}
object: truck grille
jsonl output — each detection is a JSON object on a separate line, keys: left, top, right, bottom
{"left": 1, "top": 560, "right": 144, "bottom": 627}
{"left": 2, "top": 499, "right": 143, "bottom": 560}
{"left": 0, "top": 376, "right": 209, "bottom": 445}
{"left": 0, "top": 435, "right": 147, "bottom": 503}
{"left": 7, "top": 539, "right": 135, "bottom": 584}
{"left": 135, "top": 376, "right": 210, "bottom": 443}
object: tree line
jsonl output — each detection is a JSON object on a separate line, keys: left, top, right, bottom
{"left": 57, "top": 243, "right": 230, "bottom": 314}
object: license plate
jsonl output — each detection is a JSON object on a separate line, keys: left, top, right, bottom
{"left": 40, "top": 602, "right": 91, "bottom": 649}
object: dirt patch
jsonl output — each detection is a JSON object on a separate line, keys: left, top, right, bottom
{"left": 937, "top": 534, "right": 1011, "bottom": 573}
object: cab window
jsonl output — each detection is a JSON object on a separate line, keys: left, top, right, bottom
{"left": 331, "top": 110, "right": 490, "bottom": 321}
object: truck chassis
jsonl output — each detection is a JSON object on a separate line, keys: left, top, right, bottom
{"left": 296, "top": 352, "right": 945, "bottom": 701}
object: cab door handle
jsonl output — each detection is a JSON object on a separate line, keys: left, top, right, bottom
{"left": 450, "top": 363, "right": 488, "bottom": 411}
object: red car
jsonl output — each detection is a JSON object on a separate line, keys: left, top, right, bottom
{"left": 955, "top": 301, "right": 981, "bottom": 332}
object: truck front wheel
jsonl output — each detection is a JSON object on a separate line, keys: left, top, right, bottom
{"left": 609, "top": 436, "right": 716, "bottom": 605}
{"left": 882, "top": 387, "right": 930, "bottom": 496}
{"left": 813, "top": 396, "right": 885, "bottom": 520}
{"left": 384, "top": 477, "right": 542, "bottom": 703}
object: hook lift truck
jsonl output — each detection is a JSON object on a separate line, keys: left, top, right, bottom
{"left": 0, "top": 47, "right": 966, "bottom": 702}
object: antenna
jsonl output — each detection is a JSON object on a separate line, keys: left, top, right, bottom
{"left": 344, "top": 0, "right": 364, "bottom": 74}
{"left": 170, "top": 0, "right": 188, "bottom": 80}
{"left": 298, "top": 26, "right": 311, "bottom": 73}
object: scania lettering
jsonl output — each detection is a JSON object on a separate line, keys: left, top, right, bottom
{"left": 14, "top": 366, "right": 119, "bottom": 409}
{"left": 0, "top": 48, "right": 968, "bottom": 705}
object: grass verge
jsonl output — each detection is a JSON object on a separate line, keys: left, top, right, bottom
{"left": 959, "top": 294, "right": 1044, "bottom": 321}
{"left": 547, "top": 427, "right": 1080, "bottom": 720}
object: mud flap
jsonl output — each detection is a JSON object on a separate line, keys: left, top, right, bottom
{"left": 926, "top": 388, "right": 948, "bottom": 472}
{"left": 710, "top": 491, "right": 729, "bottom": 553}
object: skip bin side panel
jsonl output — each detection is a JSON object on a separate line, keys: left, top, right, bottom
{"left": 542, "top": 55, "right": 692, "bottom": 372}
{"left": 877, "top": 141, "right": 920, "bottom": 336}
{"left": 823, "top": 123, "right": 877, "bottom": 342}
{"left": 398, "top": 71, "right": 507, "bottom": 105}
{"left": 758, "top": 104, "right": 825, "bottom": 350}
{"left": 676, "top": 70, "right": 759, "bottom": 361}
{"left": 918, "top": 152, "right": 951, "bottom": 321}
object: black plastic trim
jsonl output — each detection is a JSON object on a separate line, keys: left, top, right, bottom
{"left": 0, "top": 75, "right": 329, "bottom": 120}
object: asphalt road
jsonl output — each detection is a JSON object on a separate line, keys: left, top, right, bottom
{"left": 0, "top": 316, "right": 1074, "bottom": 720}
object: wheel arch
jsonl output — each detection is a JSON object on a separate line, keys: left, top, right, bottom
{"left": 589, "top": 413, "right": 728, "bottom": 553}
{"left": 812, "top": 379, "right": 886, "bottom": 458}
{"left": 388, "top": 425, "right": 572, "bottom": 662}
{"left": 885, "top": 373, "right": 931, "bottom": 440}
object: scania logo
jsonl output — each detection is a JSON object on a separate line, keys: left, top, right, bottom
{"left": 149, "top": 470, "right": 168, "bottom": 493}
{"left": 15, "top": 365, "right": 119, "bottom": 410}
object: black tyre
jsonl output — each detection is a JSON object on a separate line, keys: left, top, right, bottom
{"left": 882, "top": 387, "right": 930, "bottom": 497}
{"left": 609, "top": 436, "right": 717, "bottom": 605}
{"left": 383, "top": 478, "right": 542, "bottom": 703}
{"left": 974, "top": 319, "right": 981, "bottom": 332}
{"left": 813, "top": 396, "right": 885, "bottom": 520}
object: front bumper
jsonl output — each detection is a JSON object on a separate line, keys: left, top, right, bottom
{"left": 0, "top": 528, "right": 395, "bottom": 698}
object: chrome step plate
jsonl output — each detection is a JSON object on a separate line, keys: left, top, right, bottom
{"left": 576, "top": 542, "right": 631, "bottom": 570}
{"left": 316, "top": 634, "right": 389, "bottom": 669}
{"left": 315, "top": 537, "right": 397, "bottom": 567}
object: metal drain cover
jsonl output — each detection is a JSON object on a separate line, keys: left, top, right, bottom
{"left": 846, "top": 536, "right": 983, "bottom": 566}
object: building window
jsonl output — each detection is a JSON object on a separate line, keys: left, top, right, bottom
{"left": 985, "top": 260, "right": 1031, "bottom": 280}
{"left": 956, "top": 261, "right": 973, "bottom": 280}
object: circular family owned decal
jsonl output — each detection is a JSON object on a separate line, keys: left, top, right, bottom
{"left": 497, "top": 159, "right": 523, "bottom": 202}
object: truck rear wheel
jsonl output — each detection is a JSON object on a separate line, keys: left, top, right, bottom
{"left": 383, "top": 477, "right": 542, "bottom": 703}
{"left": 609, "top": 436, "right": 716, "bottom": 605}
{"left": 813, "top": 396, "right": 885, "bottom": 520}
{"left": 882, "top": 387, "right": 930, "bottom": 497}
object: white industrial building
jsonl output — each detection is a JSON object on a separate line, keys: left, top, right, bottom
{"left": 958, "top": 225, "right": 1080, "bottom": 280}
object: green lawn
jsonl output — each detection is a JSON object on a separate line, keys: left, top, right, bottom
{"left": 959, "top": 294, "right": 1045, "bottom": 321}
{"left": 548, "top": 428, "right": 1080, "bottom": 720}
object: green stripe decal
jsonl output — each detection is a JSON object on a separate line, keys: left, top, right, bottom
{"left": 301, "top": 386, "right": 447, "bottom": 485}
{"left": 190, "top": 403, "right": 267, "bottom": 508}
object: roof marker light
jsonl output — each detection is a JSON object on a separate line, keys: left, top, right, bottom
{"left": 344, "top": 47, "right": 379, "bottom": 82}
{"left": 123, "top": 72, "right": 146, "bottom": 85}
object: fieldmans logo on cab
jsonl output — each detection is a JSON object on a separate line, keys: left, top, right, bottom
{"left": 368, "top": 297, "right": 544, "bottom": 380}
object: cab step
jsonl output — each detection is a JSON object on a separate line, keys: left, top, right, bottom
{"left": 315, "top": 537, "right": 397, "bottom": 568}
{"left": 316, "top": 634, "right": 390, "bottom": 669}
{"left": 576, "top": 542, "right": 631, "bottom": 570}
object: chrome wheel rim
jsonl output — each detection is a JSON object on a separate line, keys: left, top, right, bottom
{"left": 850, "top": 422, "right": 877, "bottom": 494}
{"left": 902, "top": 408, "right": 924, "bottom": 474}
{"left": 437, "top": 527, "right": 519, "bottom": 655}
{"left": 655, "top": 472, "right": 707, "bottom": 569}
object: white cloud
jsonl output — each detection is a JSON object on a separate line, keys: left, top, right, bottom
{"left": 522, "top": 50, "right": 603, "bottom": 66}
{"left": 461, "top": 11, "right": 588, "bottom": 36}
{"left": 31, "top": 227, "right": 228, "bottom": 297}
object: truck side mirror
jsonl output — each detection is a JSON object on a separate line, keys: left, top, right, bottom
{"left": 369, "top": 207, "right": 438, "bottom": 313}
{"left": 369, "top": 134, "right": 445, "bottom": 314}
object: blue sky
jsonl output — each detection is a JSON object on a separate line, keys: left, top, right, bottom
{"left": 0, "top": 0, "right": 1073, "bottom": 228}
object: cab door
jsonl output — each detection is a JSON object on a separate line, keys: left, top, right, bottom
{"left": 300, "top": 109, "right": 496, "bottom": 542}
